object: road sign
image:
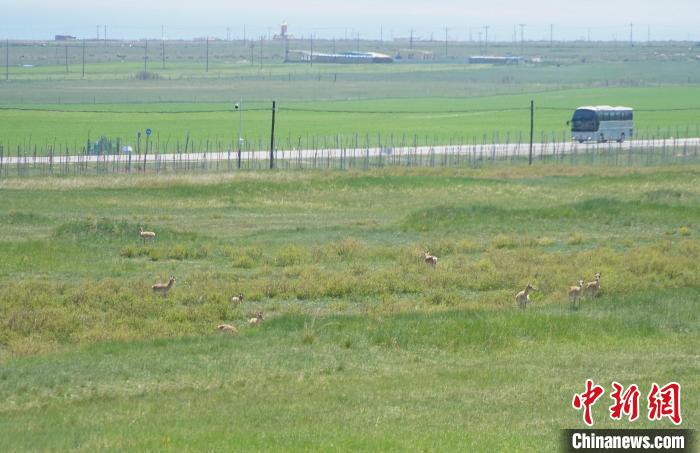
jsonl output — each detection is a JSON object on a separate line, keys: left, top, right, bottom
{"left": 145, "top": 128, "right": 152, "bottom": 136}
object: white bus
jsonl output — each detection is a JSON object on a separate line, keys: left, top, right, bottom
{"left": 568, "top": 106, "right": 633, "bottom": 143}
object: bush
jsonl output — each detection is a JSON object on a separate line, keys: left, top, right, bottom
{"left": 135, "top": 71, "right": 161, "bottom": 80}
{"left": 275, "top": 244, "right": 309, "bottom": 267}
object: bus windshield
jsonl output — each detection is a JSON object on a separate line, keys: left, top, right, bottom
{"left": 571, "top": 109, "right": 599, "bottom": 132}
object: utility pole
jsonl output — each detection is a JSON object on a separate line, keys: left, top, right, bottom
{"left": 236, "top": 99, "right": 243, "bottom": 168}
{"left": 310, "top": 34, "right": 313, "bottom": 67}
{"left": 550, "top": 24, "right": 553, "bottom": 48}
{"left": 484, "top": 26, "right": 489, "bottom": 55}
{"left": 205, "top": 37, "right": 209, "bottom": 72}
{"left": 162, "top": 26, "right": 165, "bottom": 70}
{"left": 409, "top": 29, "right": 413, "bottom": 50}
{"left": 82, "top": 39, "right": 85, "bottom": 78}
{"left": 144, "top": 39, "right": 148, "bottom": 73}
{"left": 519, "top": 24, "right": 525, "bottom": 55}
{"left": 269, "top": 101, "right": 276, "bottom": 169}
{"left": 104, "top": 25, "right": 107, "bottom": 46}
{"left": 445, "top": 27, "right": 448, "bottom": 57}
{"left": 529, "top": 100, "right": 534, "bottom": 165}
{"left": 259, "top": 35, "right": 263, "bottom": 70}
{"left": 629, "top": 23, "right": 634, "bottom": 47}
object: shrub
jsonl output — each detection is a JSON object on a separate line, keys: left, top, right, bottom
{"left": 490, "top": 234, "right": 518, "bottom": 249}
{"left": 425, "top": 288, "right": 460, "bottom": 306}
{"left": 135, "top": 71, "right": 161, "bottom": 80}
{"left": 275, "top": 244, "right": 309, "bottom": 267}
{"left": 567, "top": 234, "right": 584, "bottom": 245}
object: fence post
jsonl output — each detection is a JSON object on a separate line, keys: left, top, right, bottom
{"left": 529, "top": 100, "right": 534, "bottom": 165}
{"left": 270, "top": 101, "right": 276, "bottom": 169}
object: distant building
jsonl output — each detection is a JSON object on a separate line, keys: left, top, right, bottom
{"left": 468, "top": 56, "right": 523, "bottom": 65}
{"left": 396, "top": 49, "right": 434, "bottom": 60}
{"left": 274, "top": 21, "right": 294, "bottom": 40}
{"left": 55, "top": 35, "right": 76, "bottom": 41}
{"left": 288, "top": 50, "right": 393, "bottom": 64}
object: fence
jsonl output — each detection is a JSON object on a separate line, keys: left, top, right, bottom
{"left": 1, "top": 135, "right": 699, "bottom": 178}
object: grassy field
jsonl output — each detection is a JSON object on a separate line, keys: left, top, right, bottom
{"left": 0, "top": 165, "right": 698, "bottom": 450}
{"left": 1, "top": 86, "right": 699, "bottom": 153}
{"left": 1, "top": 39, "right": 699, "bottom": 152}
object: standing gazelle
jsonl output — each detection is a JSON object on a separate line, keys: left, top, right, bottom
{"left": 584, "top": 272, "right": 602, "bottom": 298}
{"left": 569, "top": 279, "right": 585, "bottom": 310}
{"left": 423, "top": 251, "right": 438, "bottom": 268}
{"left": 139, "top": 227, "right": 156, "bottom": 245}
{"left": 249, "top": 311, "right": 264, "bottom": 326}
{"left": 515, "top": 283, "right": 536, "bottom": 309}
{"left": 152, "top": 276, "right": 176, "bottom": 296}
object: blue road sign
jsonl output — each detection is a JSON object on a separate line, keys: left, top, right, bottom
{"left": 145, "top": 128, "right": 152, "bottom": 136}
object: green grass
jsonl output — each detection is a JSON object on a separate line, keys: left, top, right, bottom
{"left": 1, "top": 40, "right": 699, "bottom": 153}
{"left": 1, "top": 86, "right": 699, "bottom": 153}
{"left": 0, "top": 165, "right": 698, "bottom": 450}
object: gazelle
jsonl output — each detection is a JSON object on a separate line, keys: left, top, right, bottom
{"left": 139, "top": 227, "right": 156, "bottom": 245}
{"left": 249, "top": 311, "right": 264, "bottom": 326}
{"left": 152, "top": 276, "right": 175, "bottom": 296}
{"left": 423, "top": 251, "right": 438, "bottom": 268}
{"left": 584, "top": 272, "right": 601, "bottom": 298}
{"left": 217, "top": 324, "right": 238, "bottom": 334}
{"left": 515, "top": 283, "right": 536, "bottom": 309}
{"left": 230, "top": 294, "right": 244, "bottom": 306}
{"left": 569, "top": 279, "right": 585, "bottom": 310}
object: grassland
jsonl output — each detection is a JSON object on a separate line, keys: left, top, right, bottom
{"left": 1, "top": 39, "right": 699, "bottom": 152}
{"left": 0, "top": 165, "right": 698, "bottom": 450}
{"left": 1, "top": 85, "right": 699, "bottom": 154}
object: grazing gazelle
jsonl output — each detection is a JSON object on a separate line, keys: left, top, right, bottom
{"left": 139, "top": 227, "right": 156, "bottom": 245}
{"left": 569, "top": 279, "right": 585, "bottom": 310}
{"left": 152, "top": 276, "right": 175, "bottom": 296}
{"left": 423, "top": 251, "right": 438, "bottom": 268}
{"left": 584, "top": 272, "right": 602, "bottom": 298}
{"left": 230, "top": 294, "right": 244, "bottom": 306}
{"left": 515, "top": 283, "right": 536, "bottom": 309}
{"left": 248, "top": 311, "right": 264, "bottom": 326}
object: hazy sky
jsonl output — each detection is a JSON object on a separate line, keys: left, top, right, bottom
{"left": 3, "top": 0, "right": 699, "bottom": 40}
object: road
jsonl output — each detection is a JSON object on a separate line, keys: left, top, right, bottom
{"left": 1, "top": 138, "right": 698, "bottom": 166}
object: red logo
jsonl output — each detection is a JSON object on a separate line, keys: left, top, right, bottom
{"left": 573, "top": 381, "right": 682, "bottom": 426}
{"left": 648, "top": 382, "right": 682, "bottom": 425}
{"left": 572, "top": 379, "right": 605, "bottom": 426}
{"left": 609, "top": 382, "right": 640, "bottom": 422}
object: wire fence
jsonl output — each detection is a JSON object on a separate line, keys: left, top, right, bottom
{"left": 1, "top": 134, "right": 699, "bottom": 178}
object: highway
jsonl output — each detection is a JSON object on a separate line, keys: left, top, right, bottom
{"left": 1, "top": 138, "right": 698, "bottom": 166}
